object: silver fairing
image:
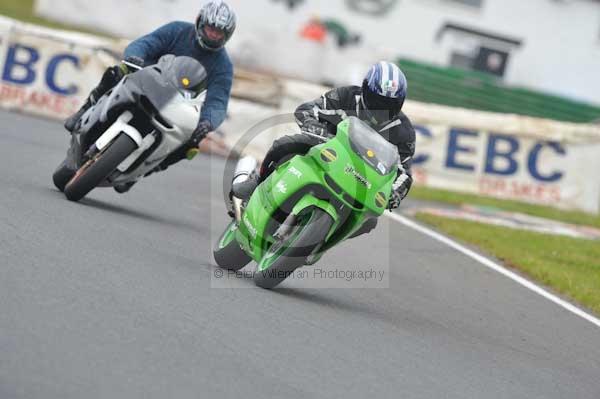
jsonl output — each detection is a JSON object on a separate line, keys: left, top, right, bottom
{"left": 73, "top": 55, "right": 207, "bottom": 184}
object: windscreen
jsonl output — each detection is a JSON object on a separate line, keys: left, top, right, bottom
{"left": 159, "top": 55, "right": 208, "bottom": 98}
{"left": 347, "top": 117, "right": 399, "bottom": 176}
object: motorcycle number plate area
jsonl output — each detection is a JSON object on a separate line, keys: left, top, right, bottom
{"left": 117, "top": 134, "right": 157, "bottom": 172}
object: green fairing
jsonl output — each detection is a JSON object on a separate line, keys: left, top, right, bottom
{"left": 234, "top": 117, "right": 398, "bottom": 263}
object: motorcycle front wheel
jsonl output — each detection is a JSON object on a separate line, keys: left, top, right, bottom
{"left": 254, "top": 207, "right": 333, "bottom": 289}
{"left": 213, "top": 221, "right": 252, "bottom": 271}
{"left": 64, "top": 134, "right": 137, "bottom": 202}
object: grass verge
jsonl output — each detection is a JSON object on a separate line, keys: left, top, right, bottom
{"left": 411, "top": 185, "right": 600, "bottom": 229}
{"left": 416, "top": 212, "right": 600, "bottom": 316}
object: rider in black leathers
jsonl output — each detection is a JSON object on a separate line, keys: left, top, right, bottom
{"left": 233, "top": 62, "right": 416, "bottom": 235}
{"left": 260, "top": 62, "right": 415, "bottom": 207}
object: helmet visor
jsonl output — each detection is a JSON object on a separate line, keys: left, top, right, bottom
{"left": 197, "top": 23, "right": 227, "bottom": 50}
{"left": 204, "top": 25, "right": 225, "bottom": 42}
{"left": 363, "top": 88, "right": 404, "bottom": 118}
{"left": 362, "top": 86, "right": 404, "bottom": 122}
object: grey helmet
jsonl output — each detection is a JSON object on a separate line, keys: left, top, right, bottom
{"left": 195, "top": 1, "right": 237, "bottom": 51}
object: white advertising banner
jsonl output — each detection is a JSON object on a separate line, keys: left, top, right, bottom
{"left": 0, "top": 16, "right": 120, "bottom": 121}
{"left": 409, "top": 123, "right": 600, "bottom": 213}
{"left": 222, "top": 104, "right": 600, "bottom": 213}
{"left": 404, "top": 102, "right": 600, "bottom": 213}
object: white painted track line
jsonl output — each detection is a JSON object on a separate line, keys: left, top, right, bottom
{"left": 386, "top": 212, "right": 600, "bottom": 329}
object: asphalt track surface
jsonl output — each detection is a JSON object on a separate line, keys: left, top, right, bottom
{"left": 1, "top": 109, "right": 599, "bottom": 399}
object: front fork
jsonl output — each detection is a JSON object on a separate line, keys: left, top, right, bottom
{"left": 232, "top": 197, "right": 244, "bottom": 223}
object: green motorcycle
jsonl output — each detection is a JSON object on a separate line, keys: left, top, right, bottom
{"left": 213, "top": 116, "right": 399, "bottom": 289}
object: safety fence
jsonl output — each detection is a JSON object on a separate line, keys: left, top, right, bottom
{"left": 398, "top": 59, "right": 600, "bottom": 124}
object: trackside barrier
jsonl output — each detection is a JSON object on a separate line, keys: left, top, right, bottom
{"left": 222, "top": 80, "right": 600, "bottom": 214}
{"left": 0, "top": 16, "right": 123, "bottom": 120}
{"left": 1, "top": 16, "right": 599, "bottom": 213}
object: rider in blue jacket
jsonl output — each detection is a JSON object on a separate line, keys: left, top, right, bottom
{"left": 64, "top": 1, "right": 236, "bottom": 176}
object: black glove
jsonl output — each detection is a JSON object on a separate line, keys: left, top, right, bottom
{"left": 188, "top": 120, "right": 212, "bottom": 148}
{"left": 120, "top": 56, "right": 145, "bottom": 74}
{"left": 302, "top": 119, "right": 328, "bottom": 137}
{"left": 388, "top": 174, "right": 413, "bottom": 210}
{"left": 150, "top": 121, "right": 212, "bottom": 173}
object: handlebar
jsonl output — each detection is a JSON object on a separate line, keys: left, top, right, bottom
{"left": 300, "top": 130, "right": 332, "bottom": 142}
{"left": 121, "top": 60, "right": 143, "bottom": 72}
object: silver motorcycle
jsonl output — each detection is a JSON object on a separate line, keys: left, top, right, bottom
{"left": 53, "top": 55, "right": 207, "bottom": 201}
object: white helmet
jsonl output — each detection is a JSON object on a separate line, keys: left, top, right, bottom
{"left": 195, "top": 1, "right": 237, "bottom": 51}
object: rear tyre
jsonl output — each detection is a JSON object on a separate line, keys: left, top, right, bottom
{"left": 254, "top": 208, "right": 333, "bottom": 289}
{"left": 52, "top": 161, "right": 76, "bottom": 192}
{"left": 213, "top": 221, "right": 252, "bottom": 271}
{"left": 64, "top": 134, "right": 137, "bottom": 202}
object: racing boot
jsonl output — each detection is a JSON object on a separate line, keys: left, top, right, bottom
{"left": 229, "top": 156, "right": 258, "bottom": 219}
{"left": 64, "top": 98, "right": 92, "bottom": 133}
{"left": 230, "top": 156, "right": 259, "bottom": 200}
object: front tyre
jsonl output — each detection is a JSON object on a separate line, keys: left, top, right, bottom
{"left": 254, "top": 208, "right": 333, "bottom": 289}
{"left": 64, "top": 134, "right": 137, "bottom": 202}
{"left": 213, "top": 221, "right": 252, "bottom": 271}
